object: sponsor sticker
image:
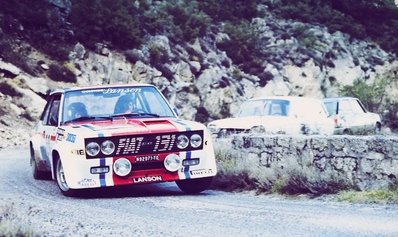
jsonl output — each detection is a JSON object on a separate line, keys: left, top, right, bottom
{"left": 133, "top": 176, "right": 162, "bottom": 183}
{"left": 56, "top": 128, "right": 65, "bottom": 141}
{"left": 71, "top": 149, "right": 85, "bottom": 155}
{"left": 78, "top": 178, "right": 96, "bottom": 187}
{"left": 66, "top": 133, "right": 76, "bottom": 143}
{"left": 190, "top": 169, "right": 214, "bottom": 176}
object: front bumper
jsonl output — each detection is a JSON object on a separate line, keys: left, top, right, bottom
{"left": 62, "top": 150, "right": 217, "bottom": 190}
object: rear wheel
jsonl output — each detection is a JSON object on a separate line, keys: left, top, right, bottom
{"left": 176, "top": 177, "right": 213, "bottom": 194}
{"left": 55, "top": 158, "right": 78, "bottom": 197}
{"left": 374, "top": 122, "right": 382, "bottom": 134}
{"left": 342, "top": 129, "right": 352, "bottom": 135}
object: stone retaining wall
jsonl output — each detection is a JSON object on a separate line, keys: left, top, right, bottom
{"left": 230, "top": 135, "right": 398, "bottom": 190}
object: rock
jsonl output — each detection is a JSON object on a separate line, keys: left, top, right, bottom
{"left": 0, "top": 61, "right": 21, "bottom": 77}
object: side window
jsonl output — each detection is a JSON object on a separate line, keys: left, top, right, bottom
{"left": 43, "top": 94, "right": 62, "bottom": 126}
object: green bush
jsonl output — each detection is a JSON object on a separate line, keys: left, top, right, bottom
{"left": 47, "top": 64, "right": 77, "bottom": 83}
{"left": 267, "top": 0, "right": 398, "bottom": 54}
{"left": 142, "top": 0, "right": 211, "bottom": 43}
{"left": 339, "top": 67, "right": 398, "bottom": 130}
{"left": 0, "top": 38, "right": 37, "bottom": 76}
{"left": 198, "top": 0, "right": 258, "bottom": 22}
{"left": 70, "top": 0, "right": 142, "bottom": 49}
{"left": 0, "top": 81, "right": 23, "bottom": 97}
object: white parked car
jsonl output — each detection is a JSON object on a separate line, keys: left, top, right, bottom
{"left": 323, "top": 97, "right": 382, "bottom": 135}
{"left": 207, "top": 96, "right": 334, "bottom": 138}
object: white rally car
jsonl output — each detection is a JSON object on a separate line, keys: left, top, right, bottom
{"left": 30, "top": 84, "right": 217, "bottom": 196}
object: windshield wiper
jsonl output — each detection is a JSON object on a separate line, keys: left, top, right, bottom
{"left": 64, "top": 116, "right": 112, "bottom": 124}
{"left": 112, "top": 112, "right": 160, "bottom": 118}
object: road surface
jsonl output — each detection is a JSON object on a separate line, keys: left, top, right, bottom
{"left": 1, "top": 148, "right": 398, "bottom": 237}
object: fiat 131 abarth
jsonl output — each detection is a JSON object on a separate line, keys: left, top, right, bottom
{"left": 30, "top": 84, "right": 217, "bottom": 196}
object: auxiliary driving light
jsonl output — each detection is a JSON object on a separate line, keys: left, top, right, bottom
{"left": 86, "top": 142, "right": 100, "bottom": 156}
{"left": 164, "top": 154, "right": 182, "bottom": 172}
{"left": 113, "top": 158, "right": 132, "bottom": 177}
{"left": 101, "top": 140, "right": 115, "bottom": 155}
{"left": 190, "top": 134, "right": 202, "bottom": 148}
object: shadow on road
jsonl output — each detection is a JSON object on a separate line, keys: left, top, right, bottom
{"left": 72, "top": 182, "right": 212, "bottom": 199}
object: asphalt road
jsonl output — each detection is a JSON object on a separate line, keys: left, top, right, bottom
{"left": 1, "top": 148, "right": 398, "bottom": 237}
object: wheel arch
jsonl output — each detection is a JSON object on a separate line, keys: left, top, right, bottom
{"left": 52, "top": 150, "right": 60, "bottom": 179}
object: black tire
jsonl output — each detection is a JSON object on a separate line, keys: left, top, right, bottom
{"left": 30, "top": 146, "right": 50, "bottom": 180}
{"left": 176, "top": 177, "right": 213, "bottom": 194}
{"left": 374, "top": 122, "right": 382, "bottom": 134}
{"left": 342, "top": 129, "right": 352, "bottom": 135}
{"left": 55, "top": 158, "right": 78, "bottom": 197}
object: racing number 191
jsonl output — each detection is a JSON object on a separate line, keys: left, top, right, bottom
{"left": 153, "top": 135, "right": 176, "bottom": 152}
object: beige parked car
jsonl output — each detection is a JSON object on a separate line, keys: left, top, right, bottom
{"left": 323, "top": 97, "right": 382, "bottom": 135}
{"left": 207, "top": 96, "right": 334, "bottom": 138}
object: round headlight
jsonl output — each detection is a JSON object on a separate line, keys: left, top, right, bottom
{"left": 164, "top": 154, "right": 182, "bottom": 172}
{"left": 190, "top": 134, "right": 202, "bottom": 148}
{"left": 101, "top": 140, "right": 115, "bottom": 156}
{"left": 176, "top": 134, "right": 189, "bottom": 149}
{"left": 113, "top": 158, "right": 132, "bottom": 177}
{"left": 86, "top": 142, "right": 100, "bottom": 156}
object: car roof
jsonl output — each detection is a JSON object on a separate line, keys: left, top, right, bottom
{"left": 323, "top": 97, "right": 358, "bottom": 102}
{"left": 247, "top": 96, "right": 322, "bottom": 102}
{"left": 49, "top": 83, "right": 154, "bottom": 95}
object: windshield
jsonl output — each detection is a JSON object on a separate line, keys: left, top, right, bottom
{"left": 237, "top": 99, "right": 290, "bottom": 117}
{"left": 62, "top": 86, "right": 175, "bottom": 124}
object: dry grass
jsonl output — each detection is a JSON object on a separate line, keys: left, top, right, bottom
{"left": 336, "top": 188, "right": 398, "bottom": 204}
{"left": 212, "top": 141, "right": 353, "bottom": 196}
{"left": 0, "top": 203, "right": 39, "bottom": 237}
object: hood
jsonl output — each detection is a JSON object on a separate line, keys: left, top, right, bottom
{"left": 63, "top": 118, "right": 191, "bottom": 138}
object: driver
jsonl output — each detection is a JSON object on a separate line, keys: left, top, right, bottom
{"left": 114, "top": 94, "right": 135, "bottom": 114}
{"left": 67, "top": 102, "right": 88, "bottom": 120}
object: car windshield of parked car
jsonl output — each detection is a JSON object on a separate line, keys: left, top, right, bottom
{"left": 62, "top": 86, "right": 175, "bottom": 124}
{"left": 237, "top": 99, "right": 290, "bottom": 117}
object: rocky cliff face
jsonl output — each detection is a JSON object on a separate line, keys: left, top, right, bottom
{"left": 0, "top": 1, "right": 397, "bottom": 149}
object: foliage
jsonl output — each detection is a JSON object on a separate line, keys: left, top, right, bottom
{"left": 339, "top": 67, "right": 398, "bottom": 130}
{"left": 70, "top": 0, "right": 142, "bottom": 50}
{"left": 336, "top": 188, "right": 398, "bottom": 204}
{"left": 267, "top": 0, "right": 398, "bottom": 54}
{"left": 142, "top": 0, "right": 211, "bottom": 43}
{"left": 0, "top": 81, "right": 23, "bottom": 97}
{"left": 0, "top": 38, "right": 36, "bottom": 76}
{"left": 0, "top": 0, "right": 70, "bottom": 61}
{"left": 0, "top": 203, "right": 40, "bottom": 237}
{"left": 212, "top": 142, "right": 352, "bottom": 196}
{"left": 198, "top": 0, "right": 258, "bottom": 22}
{"left": 47, "top": 64, "right": 77, "bottom": 83}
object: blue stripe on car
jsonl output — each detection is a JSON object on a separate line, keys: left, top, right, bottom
{"left": 97, "top": 132, "right": 106, "bottom": 187}
{"left": 173, "top": 120, "right": 192, "bottom": 179}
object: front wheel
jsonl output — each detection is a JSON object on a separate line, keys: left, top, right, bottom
{"left": 176, "top": 177, "right": 213, "bottom": 194}
{"left": 55, "top": 158, "right": 78, "bottom": 197}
